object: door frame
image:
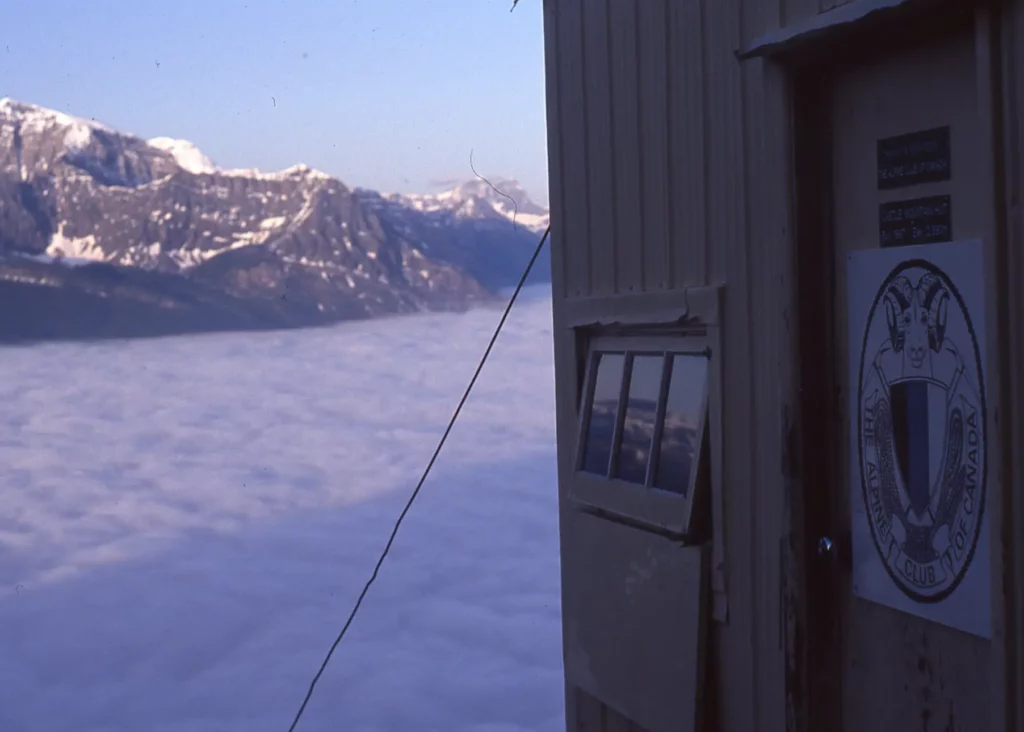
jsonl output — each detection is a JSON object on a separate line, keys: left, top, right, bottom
{"left": 786, "top": 3, "right": 1015, "bottom": 730}
{"left": 997, "top": 2, "right": 1024, "bottom": 730}
{"left": 791, "top": 49, "right": 840, "bottom": 732}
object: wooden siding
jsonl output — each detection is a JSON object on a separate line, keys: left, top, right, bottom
{"left": 636, "top": 0, "right": 670, "bottom": 291}
{"left": 582, "top": 0, "right": 616, "bottom": 296}
{"left": 785, "top": 0, "right": 857, "bottom": 18}
{"left": 575, "top": 688, "right": 644, "bottom": 732}
{"left": 543, "top": 0, "right": 806, "bottom": 730}
{"left": 562, "top": 516, "right": 707, "bottom": 731}
{"left": 543, "top": 0, "right": 1024, "bottom": 730}
{"left": 665, "top": 0, "right": 707, "bottom": 288}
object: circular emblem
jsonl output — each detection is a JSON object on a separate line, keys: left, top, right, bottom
{"left": 857, "top": 259, "right": 986, "bottom": 603}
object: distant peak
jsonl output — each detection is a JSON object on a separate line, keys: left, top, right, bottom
{"left": 435, "top": 178, "right": 547, "bottom": 217}
{"left": 276, "top": 163, "right": 332, "bottom": 180}
{"left": 446, "top": 177, "right": 525, "bottom": 197}
{"left": 0, "top": 97, "right": 113, "bottom": 134}
{"left": 147, "top": 137, "right": 218, "bottom": 174}
{"left": 218, "top": 162, "right": 336, "bottom": 183}
{"left": 388, "top": 177, "right": 549, "bottom": 232}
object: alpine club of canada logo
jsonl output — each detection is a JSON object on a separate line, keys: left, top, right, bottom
{"left": 857, "top": 259, "right": 986, "bottom": 603}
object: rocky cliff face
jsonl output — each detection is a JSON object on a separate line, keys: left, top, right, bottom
{"left": 0, "top": 99, "right": 548, "bottom": 343}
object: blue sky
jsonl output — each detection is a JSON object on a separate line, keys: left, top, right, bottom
{"left": 0, "top": 0, "right": 549, "bottom": 203}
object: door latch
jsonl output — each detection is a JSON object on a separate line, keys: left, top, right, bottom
{"left": 817, "top": 535, "right": 836, "bottom": 562}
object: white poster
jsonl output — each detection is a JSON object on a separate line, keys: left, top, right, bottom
{"left": 847, "top": 239, "right": 990, "bottom": 638}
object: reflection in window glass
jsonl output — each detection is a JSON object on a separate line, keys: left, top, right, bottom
{"left": 615, "top": 354, "right": 664, "bottom": 484}
{"left": 654, "top": 354, "right": 708, "bottom": 496}
{"left": 581, "top": 352, "right": 624, "bottom": 475}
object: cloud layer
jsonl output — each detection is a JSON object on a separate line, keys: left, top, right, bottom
{"left": 0, "top": 286, "right": 563, "bottom": 732}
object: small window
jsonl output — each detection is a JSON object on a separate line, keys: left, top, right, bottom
{"left": 573, "top": 334, "right": 712, "bottom": 537}
{"left": 654, "top": 354, "right": 708, "bottom": 497}
{"left": 614, "top": 354, "right": 664, "bottom": 484}
{"left": 581, "top": 352, "right": 625, "bottom": 475}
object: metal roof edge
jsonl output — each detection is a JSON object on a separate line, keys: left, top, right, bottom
{"left": 738, "top": 0, "right": 911, "bottom": 60}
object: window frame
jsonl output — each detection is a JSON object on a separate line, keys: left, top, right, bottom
{"left": 572, "top": 332, "right": 711, "bottom": 538}
{"left": 560, "top": 285, "right": 727, "bottom": 622}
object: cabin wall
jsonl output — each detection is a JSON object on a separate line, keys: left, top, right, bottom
{"left": 543, "top": 0, "right": 812, "bottom": 730}
{"left": 786, "top": 0, "right": 858, "bottom": 17}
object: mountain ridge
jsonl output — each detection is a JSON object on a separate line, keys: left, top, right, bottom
{"left": 0, "top": 99, "right": 549, "bottom": 344}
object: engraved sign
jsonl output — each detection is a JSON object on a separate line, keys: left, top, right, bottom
{"left": 847, "top": 240, "right": 990, "bottom": 638}
{"left": 877, "top": 127, "right": 951, "bottom": 190}
{"left": 879, "top": 195, "right": 952, "bottom": 248}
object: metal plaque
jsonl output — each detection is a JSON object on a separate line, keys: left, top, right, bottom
{"left": 879, "top": 195, "right": 952, "bottom": 248}
{"left": 877, "top": 127, "right": 951, "bottom": 190}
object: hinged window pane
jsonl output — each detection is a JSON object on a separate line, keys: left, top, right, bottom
{"left": 614, "top": 354, "right": 666, "bottom": 485}
{"left": 581, "top": 352, "right": 625, "bottom": 475}
{"left": 654, "top": 354, "right": 709, "bottom": 496}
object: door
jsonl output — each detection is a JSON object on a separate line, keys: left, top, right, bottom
{"left": 804, "top": 20, "right": 994, "bottom": 732}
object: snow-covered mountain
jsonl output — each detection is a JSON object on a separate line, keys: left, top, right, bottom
{"left": 387, "top": 179, "right": 550, "bottom": 233}
{"left": 0, "top": 99, "right": 549, "bottom": 342}
{"left": 146, "top": 137, "right": 218, "bottom": 175}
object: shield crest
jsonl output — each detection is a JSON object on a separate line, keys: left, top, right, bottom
{"left": 887, "top": 377, "right": 950, "bottom": 564}
{"left": 888, "top": 378, "right": 949, "bottom": 520}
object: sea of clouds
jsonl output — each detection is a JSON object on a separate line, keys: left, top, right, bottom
{"left": 0, "top": 286, "right": 563, "bottom": 732}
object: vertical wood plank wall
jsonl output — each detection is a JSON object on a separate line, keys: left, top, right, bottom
{"left": 544, "top": 0, "right": 1024, "bottom": 730}
{"left": 543, "top": 0, "right": 804, "bottom": 729}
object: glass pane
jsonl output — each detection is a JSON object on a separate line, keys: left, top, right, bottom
{"left": 581, "top": 352, "right": 625, "bottom": 475}
{"left": 654, "top": 354, "right": 709, "bottom": 496}
{"left": 614, "top": 354, "right": 665, "bottom": 484}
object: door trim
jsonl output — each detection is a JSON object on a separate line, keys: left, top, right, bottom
{"left": 976, "top": 4, "right": 1015, "bottom": 731}
{"left": 998, "top": 1, "right": 1024, "bottom": 729}
{"left": 792, "top": 56, "right": 842, "bottom": 732}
